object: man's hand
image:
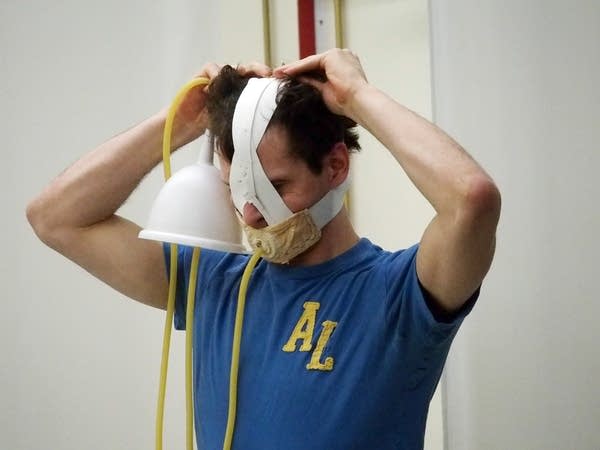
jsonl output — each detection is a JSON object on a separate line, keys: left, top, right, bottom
{"left": 273, "top": 49, "right": 368, "bottom": 120}
{"left": 172, "top": 62, "right": 273, "bottom": 149}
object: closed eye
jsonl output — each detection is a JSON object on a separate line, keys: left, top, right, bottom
{"left": 270, "top": 178, "right": 288, "bottom": 193}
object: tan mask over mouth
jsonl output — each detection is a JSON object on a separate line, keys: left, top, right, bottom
{"left": 230, "top": 78, "right": 348, "bottom": 263}
{"left": 243, "top": 209, "right": 321, "bottom": 264}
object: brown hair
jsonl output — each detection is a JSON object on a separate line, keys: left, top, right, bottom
{"left": 206, "top": 65, "right": 360, "bottom": 173}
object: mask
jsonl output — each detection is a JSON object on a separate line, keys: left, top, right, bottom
{"left": 230, "top": 78, "right": 348, "bottom": 263}
{"left": 243, "top": 209, "right": 321, "bottom": 264}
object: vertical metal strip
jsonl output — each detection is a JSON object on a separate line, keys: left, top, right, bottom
{"left": 333, "top": 0, "right": 344, "bottom": 48}
{"left": 262, "top": 0, "right": 272, "bottom": 67}
{"left": 332, "top": 0, "right": 350, "bottom": 212}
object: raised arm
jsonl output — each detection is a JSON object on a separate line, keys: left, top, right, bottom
{"left": 26, "top": 62, "right": 271, "bottom": 310}
{"left": 274, "top": 49, "right": 501, "bottom": 314}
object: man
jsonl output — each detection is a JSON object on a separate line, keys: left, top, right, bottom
{"left": 27, "top": 49, "right": 501, "bottom": 449}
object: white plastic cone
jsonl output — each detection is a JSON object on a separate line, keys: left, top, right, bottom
{"left": 139, "top": 134, "right": 248, "bottom": 253}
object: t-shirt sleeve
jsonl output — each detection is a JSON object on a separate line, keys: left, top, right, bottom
{"left": 163, "top": 244, "right": 249, "bottom": 331}
{"left": 163, "top": 243, "right": 225, "bottom": 331}
{"left": 383, "top": 244, "right": 478, "bottom": 386}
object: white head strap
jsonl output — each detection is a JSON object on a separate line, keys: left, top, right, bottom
{"left": 230, "top": 77, "right": 349, "bottom": 228}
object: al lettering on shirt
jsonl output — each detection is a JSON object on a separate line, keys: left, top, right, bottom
{"left": 282, "top": 301, "right": 337, "bottom": 371}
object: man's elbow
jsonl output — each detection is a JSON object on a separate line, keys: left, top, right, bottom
{"left": 26, "top": 196, "right": 68, "bottom": 251}
{"left": 459, "top": 175, "right": 502, "bottom": 226}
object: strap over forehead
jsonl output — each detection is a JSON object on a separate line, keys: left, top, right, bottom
{"left": 230, "top": 77, "right": 292, "bottom": 225}
{"left": 229, "top": 77, "right": 350, "bottom": 229}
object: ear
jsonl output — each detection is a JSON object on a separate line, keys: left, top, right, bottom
{"left": 323, "top": 142, "right": 350, "bottom": 188}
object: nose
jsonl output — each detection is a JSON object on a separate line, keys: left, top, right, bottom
{"left": 242, "top": 203, "right": 267, "bottom": 229}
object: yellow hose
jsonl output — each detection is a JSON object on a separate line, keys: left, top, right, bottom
{"left": 162, "top": 77, "right": 211, "bottom": 180}
{"left": 223, "top": 251, "right": 263, "bottom": 450}
{"left": 158, "top": 75, "right": 261, "bottom": 450}
{"left": 186, "top": 248, "right": 201, "bottom": 449}
{"left": 155, "top": 243, "right": 179, "bottom": 450}
{"left": 156, "top": 77, "right": 209, "bottom": 450}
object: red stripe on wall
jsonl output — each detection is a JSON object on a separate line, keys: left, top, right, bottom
{"left": 297, "top": 0, "right": 316, "bottom": 58}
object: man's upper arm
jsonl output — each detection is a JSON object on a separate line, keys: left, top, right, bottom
{"left": 55, "top": 215, "right": 169, "bottom": 309}
{"left": 416, "top": 180, "right": 501, "bottom": 314}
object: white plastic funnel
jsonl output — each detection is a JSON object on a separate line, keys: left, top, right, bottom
{"left": 139, "top": 134, "right": 248, "bottom": 253}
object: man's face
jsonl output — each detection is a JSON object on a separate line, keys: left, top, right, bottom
{"left": 219, "top": 125, "right": 331, "bottom": 229}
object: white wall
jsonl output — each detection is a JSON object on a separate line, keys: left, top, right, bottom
{"left": 2, "top": 1, "right": 220, "bottom": 448}
{"left": 430, "top": 1, "right": 600, "bottom": 449}
{"left": 2, "top": 0, "right": 436, "bottom": 448}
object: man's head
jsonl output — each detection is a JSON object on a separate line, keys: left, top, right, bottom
{"left": 205, "top": 66, "right": 360, "bottom": 263}
{"left": 206, "top": 65, "right": 361, "bottom": 174}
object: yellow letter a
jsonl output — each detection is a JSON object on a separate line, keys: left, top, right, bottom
{"left": 282, "top": 301, "right": 320, "bottom": 352}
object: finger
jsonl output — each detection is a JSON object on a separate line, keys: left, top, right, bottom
{"left": 273, "top": 53, "right": 324, "bottom": 78}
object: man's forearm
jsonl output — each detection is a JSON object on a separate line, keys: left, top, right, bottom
{"left": 348, "top": 84, "right": 494, "bottom": 216}
{"left": 27, "top": 111, "right": 168, "bottom": 239}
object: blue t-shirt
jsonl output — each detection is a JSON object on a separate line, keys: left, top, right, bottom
{"left": 165, "top": 238, "right": 476, "bottom": 450}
